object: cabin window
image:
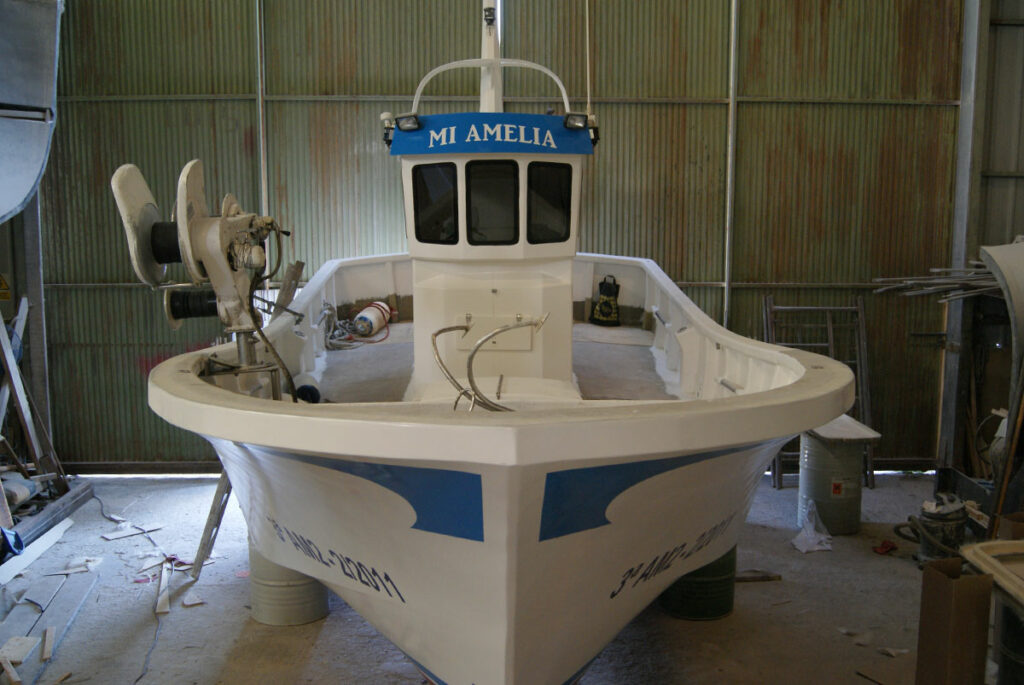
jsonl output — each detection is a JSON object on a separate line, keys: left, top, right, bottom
{"left": 412, "top": 163, "right": 458, "bottom": 245}
{"left": 467, "top": 160, "right": 519, "bottom": 245}
{"left": 527, "top": 162, "right": 572, "bottom": 244}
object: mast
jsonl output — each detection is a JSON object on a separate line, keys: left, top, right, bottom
{"left": 479, "top": 0, "right": 502, "bottom": 113}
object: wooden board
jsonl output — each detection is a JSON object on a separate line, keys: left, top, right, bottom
{"left": 0, "top": 312, "right": 44, "bottom": 472}
{"left": 0, "top": 481, "right": 12, "bottom": 529}
{"left": 0, "top": 299, "right": 28, "bottom": 424}
{"left": 101, "top": 523, "right": 162, "bottom": 541}
{"left": 0, "top": 657, "right": 21, "bottom": 685}
{"left": 40, "top": 627, "right": 53, "bottom": 661}
{"left": 21, "top": 576, "right": 65, "bottom": 613}
{"left": 0, "top": 605, "right": 42, "bottom": 648}
{"left": 0, "top": 636, "right": 39, "bottom": 665}
{"left": 962, "top": 541, "right": 1024, "bottom": 605}
{"left": 155, "top": 562, "right": 171, "bottom": 614}
{"left": 15, "top": 573, "right": 97, "bottom": 684}
{"left": 808, "top": 413, "right": 881, "bottom": 444}
{"left": 0, "top": 518, "right": 73, "bottom": 585}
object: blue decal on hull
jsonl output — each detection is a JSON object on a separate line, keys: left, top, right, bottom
{"left": 539, "top": 443, "right": 763, "bottom": 541}
{"left": 272, "top": 451, "right": 484, "bottom": 542}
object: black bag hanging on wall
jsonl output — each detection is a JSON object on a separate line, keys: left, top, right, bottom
{"left": 590, "top": 275, "right": 621, "bottom": 327}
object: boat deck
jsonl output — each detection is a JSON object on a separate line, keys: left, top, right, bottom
{"left": 318, "top": 323, "right": 677, "bottom": 403}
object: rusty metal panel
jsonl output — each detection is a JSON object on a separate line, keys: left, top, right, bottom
{"left": 57, "top": 0, "right": 255, "bottom": 96}
{"left": 266, "top": 99, "right": 416, "bottom": 268}
{"left": 263, "top": 0, "right": 479, "bottom": 97}
{"left": 40, "top": 100, "right": 258, "bottom": 284}
{"left": 267, "top": 100, "right": 727, "bottom": 284}
{"left": 739, "top": 0, "right": 963, "bottom": 101}
{"left": 732, "top": 103, "right": 958, "bottom": 284}
{"left": 38, "top": 96, "right": 257, "bottom": 467}
{"left": 681, "top": 286, "right": 724, "bottom": 324}
{"left": 981, "top": 21, "right": 1024, "bottom": 246}
{"left": 994, "top": 0, "right": 1024, "bottom": 20}
{"left": 44, "top": 287, "right": 221, "bottom": 465}
{"left": 578, "top": 103, "right": 727, "bottom": 283}
{"left": 730, "top": 288, "right": 944, "bottom": 461}
{"left": 504, "top": 0, "right": 728, "bottom": 100}
{"left": 39, "top": 0, "right": 965, "bottom": 470}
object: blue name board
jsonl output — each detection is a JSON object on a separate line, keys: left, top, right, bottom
{"left": 391, "top": 113, "right": 593, "bottom": 156}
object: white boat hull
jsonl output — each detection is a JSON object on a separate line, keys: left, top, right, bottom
{"left": 212, "top": 434, "right": 787, "bottom": 685}
{"left": 141, "top": 251, "right": 853, "bottom": 683}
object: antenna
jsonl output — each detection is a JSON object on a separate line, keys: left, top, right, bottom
{"left": 585, "top": 0, "right": 592, "bottom": 117}
{"left": 480, "top": 0, "right": 502, "bottom": 112}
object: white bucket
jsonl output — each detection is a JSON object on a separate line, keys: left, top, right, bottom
{"left": 248, "top": 542, "right": 328, "bottom": 626}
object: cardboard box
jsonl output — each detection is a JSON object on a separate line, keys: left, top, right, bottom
{"left": 914, "top": 557, "right": 992, "bottom": 685}
{"left": 998, "top": 512, "right": 1024, "bottom": 541}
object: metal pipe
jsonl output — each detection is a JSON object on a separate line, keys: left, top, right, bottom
{"left": 20, "top": 193, "right": 51, "bottom": 435}
{"left": 939, "top": 0, "right": 986, "bottom": 468}
{"left": 479, "top": 0, "right": 502, "bottom": 113}
{"left": 721, "top": 0, "right": 739, "bottom": 328}
{"left": 411, "top": 58, "right": 571, "bottom": 114}
{"left": 466, "top": 315, "right": 548, "bottom": 412}
{"left": 269, "top": 368, "right": 281, "bottom": 401}
{"left": 734, "top": 96, "right": 959, "bottom": 107}
{"left": 431, "top": 325, "right": 474, "bottom": 408}
{"left": 982, "top": 170, "right": 1024, "bottom": 177}
{"left": 236, "top": 332, "right": 257, "bottom": 367}
{"left": 584, "top": 0, "right": 592, "bottom": 116}
{"left": 676, "top": 281, "right": 898, "bottom": 289}
{"left": 44, "top": 279, "right": 311, "bottom": 289}
{"left": 57, "top": 94, "right": 256, "bottom": 102}
{"left": 952, "top": 0, "right": 982, "bottom": 272}
{"left": 55, "top": 93, "right": 960, "bottom": 107}
{"left": 255, "top": 0, "right": 269, "bottom": 218}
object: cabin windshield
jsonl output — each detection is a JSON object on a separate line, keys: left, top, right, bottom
{"left": 467, "top": 160, "right": 518, "bottom": 245}
{"left": 410, "top": 159, "right": 574, "bottom": 246}
{"left": 527, "top": 162, "right": 571, "bottom": 244}
{"left": 413, "top": 162, "right": 458, "bottom": 244}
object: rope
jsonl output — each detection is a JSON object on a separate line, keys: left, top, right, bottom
{"left": 245, "top": 221, "right": 298, "bottom": 402}
{"left": 323, "top": 303, "right": 392, "bottom": 350}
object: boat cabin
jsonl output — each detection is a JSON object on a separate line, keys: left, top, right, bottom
{"left": 389, "top": 112, "right": 595, "bottom": 401}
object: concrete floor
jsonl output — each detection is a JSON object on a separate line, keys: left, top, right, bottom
{"left": 5, "top": 472, "right": 935, "bottom": 685}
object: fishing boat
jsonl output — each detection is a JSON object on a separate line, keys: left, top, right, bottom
{"left": 111, "top": 3, "right": 854, "bottom": 683}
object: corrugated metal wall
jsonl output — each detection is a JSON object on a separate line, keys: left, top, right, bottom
{"left": 983, "top": 0, "right": 1024, "bottom": 246}
{"left": 40, "top": 0, "right": 964, "bottom": 469}
{"left": 730, "top": 1, "right": 961, "bottom": 463}
{"left": 43, "top": 0, "right": 258, "bottom": 469}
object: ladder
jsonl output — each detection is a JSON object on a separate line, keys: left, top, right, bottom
{"left": 763, "top": 296, "right": 876, "bottom": 488}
